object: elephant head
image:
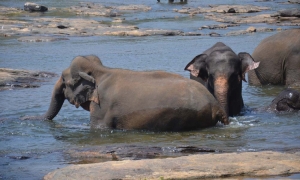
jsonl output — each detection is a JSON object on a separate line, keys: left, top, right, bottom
{"left": 184, "top": 43, "right": 259, "bottom": 116}
{"left": 268, "top": 88, "right": 300, "bottom": 112}
{"left": 44, "top": 55, "right": 101, "bottom": 120}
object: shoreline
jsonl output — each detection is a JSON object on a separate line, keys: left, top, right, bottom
{"left": 44, "top": 151, "right": 300, "bottom": 180}
{"left": 1, "top": 3, "right": 299, "bottom": 39}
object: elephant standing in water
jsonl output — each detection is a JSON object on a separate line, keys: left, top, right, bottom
{"left": 44, "top": 55, "right": 228, "bottom": 131}
{"left": 184, "top": 42, "right": 259, "bottom": 117}
{"left": 266, "top": 88, "right": 300, "bottom": 112}
{"left": 248, "top": 29, "right": 300, "bottom": 86}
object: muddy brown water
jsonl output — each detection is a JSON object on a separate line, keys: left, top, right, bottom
{"left": 0, "top": 0, "right": 300, "bottom": 179}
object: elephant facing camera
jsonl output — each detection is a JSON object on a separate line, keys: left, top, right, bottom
{"left": 184, "top": 42, "right": 259, "bottom": 117}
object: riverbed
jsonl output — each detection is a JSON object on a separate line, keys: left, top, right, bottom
{"left": 0, "top": 0, "right": 300, "bottom": 179}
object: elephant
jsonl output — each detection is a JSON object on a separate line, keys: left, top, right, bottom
{"left": 184, "top": 42, "right": 259, "bottom": 117}
{"left": 266, "top": 88, "right": 300, "bottom": 112}
{"left": 248, "top": 29, "right": 300, "bottom": 86}
{"left": 43, "top": 55, "right": 228, "bottom": 131}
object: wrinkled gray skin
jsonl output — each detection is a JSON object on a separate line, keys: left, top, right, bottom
{"left": 267, "top": 88, "right": 300, "bottom": 112}
{"left": 184, "top": 42, "right": 259, "bottom": 117}
{"left": 44, "top": 55, "right": 228, "bottom": 131}
{"left": 248, "top": 29, "right": 300, "bottom": 86}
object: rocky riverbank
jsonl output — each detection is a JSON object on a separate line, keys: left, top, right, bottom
{"left": 44, "top": 151, "right": 300, "bottom": 180}
{"left": 0, "top": 2, "right": 299, "bottom": 39}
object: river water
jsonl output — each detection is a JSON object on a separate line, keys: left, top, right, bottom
{"left": 0, "top": 0, "right": 300, "bottom": 179}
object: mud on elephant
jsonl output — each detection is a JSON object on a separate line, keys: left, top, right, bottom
{"left": 248, "top": 29, "right": 300, "bottom": 86}
{"left": 184, "top": 42, "right": 259, "bottom": 117}
{"left": 44, "top": 55, "right": 228, "bottom": 131}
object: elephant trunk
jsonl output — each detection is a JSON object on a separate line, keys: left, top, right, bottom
{"left": 43, "top": 77, "right": 65, "bottom": 120}
{"left": 214, "top": 76, "right": 229, "bottom": 117}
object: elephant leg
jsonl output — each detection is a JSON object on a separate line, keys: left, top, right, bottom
{"left": 248, "top": 70, "right": 261, "bottom": 86}
{"left": 285, "top": 55, "right": 300, "bottom": 86}
{"left": 286, "top": 69, "right": 300, "bottom": 86}
{"left": 89, "top": 102, "right": 108, "bottom": 129}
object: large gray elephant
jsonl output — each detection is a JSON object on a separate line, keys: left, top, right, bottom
{"left": 44, "top": 55, "right": 228, "bottom": 131}
{"left": 248, "top": 29, "right": 300, "bottom": 86}
{"left": 184, "top": 42, "right": 259, "bottom": 117}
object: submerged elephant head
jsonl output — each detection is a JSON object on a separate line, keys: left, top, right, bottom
{"left": 268, "top": 88, "right": 300, "bottom": 112}
{"left": 43, "top": 55, "right": 101, "bottom": 120}
{"left": 184, "top": 42, "right": 259, "bottom": 116}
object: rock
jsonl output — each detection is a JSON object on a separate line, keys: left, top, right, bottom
{"left": 116, "top": 5, "right": 151, "bottom": 11}
{"left": 279, "top": 8, "right": 300, "bottom": 17}
{"left": 209, "top": 32, "right": 221, "bottom": 37}
{"left": 24, "top": 2, "right": 48, "bottom": 12}
{"left": 226, "top": 29, "right": 248, "bottom": 36}
{"left": 0, "top": 68, "right": 56, "bottom": 91}
{"left": 176, "top": 5, "right": 270, "bottom": 15}
{"left": 0, "top": 3, "right": 298, "bottom": 38}
{"left": 205, "top": 13, "right": 276, "bottom": 24}
{"left": 17, "top": 36, "right": 69, "bottom": 42}
{"left": 200, "top": 24, "right": 240, "bottom": 29}
{"left": 104, "top": 29, "right": 183, "bottom": 36}
{"left": 182, "top": 32, "right": 203, "bottom": 36}
{"left": 227, "top": 8, "right": 236, "bottom": 13}
{"left": 247, "top": 26, "right": 256, "bottom": 32}
{"left": 57, "top": 25, "right": 68, "bottom": 29}
{"left": 66, "top": 150, "right": 119, "bottom": 164}
{"left": 44, "top": 151, "right": 300, "bottom": 180}
{"left": 67, "top": 3, "right": 119, "bottom": 17}
{"left": 288, "top": 0, "right": 300, "bottom": 3}
{"left": 104, "top": 30, "right": 149, "bottom": 36}
{"left": 9, "top": 156, "right": 30, "bottom": 160}
{"left": 226, "top": 27, "right": 275, "bottom": 36}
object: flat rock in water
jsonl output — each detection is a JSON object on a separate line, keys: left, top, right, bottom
{"left": 24, "top": 2, "right": 48, "bottom": 12}
{"left": 44, "top": 151, "right": 300, "bottom": 180}
{"left": 288, "top": 0, "right": 300, "bottom": 3}
{"left": 279, "top": 8, "right": 300, "bottom": 17}
{"left": 0, "top": 68, "right": 56, "bottom": 90}
{"left": 17, "top": 36, "right": 69, "bottom": 42}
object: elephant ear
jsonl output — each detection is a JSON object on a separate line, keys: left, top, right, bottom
{"left": 184, "top": 54, "right": 209, "bottom": 82}
{"left": 238, "top": 52, "right": 260, "bottom": 82}
{"left": 78, "top": 71, "right": 99, "bottom": 105}
{"left": 79, "top": 71, "right": 95, "bottom": 83}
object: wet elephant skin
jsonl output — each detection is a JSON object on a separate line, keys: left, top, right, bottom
{"left": 184, "top": 42, "right": 259, "bottom": 117}
{"left": 44, "top": 55, "right": 228, "bottom": 131}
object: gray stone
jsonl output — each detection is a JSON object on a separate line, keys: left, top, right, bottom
{"left": 44, "top": 151, "right": 300, "bottom": 180}
{"left": 176, "top": 5, "right": 270, "bottom": 15}
{"left": 288, "top": 0, "right": 300, "bottom": 3}
{"left": 17, "top": 36, "right": 69, "bottom": 42}
{"left": 200, "top": 24, "right": 240, "bottom": 29}
{"left": 0, "top": 68, "right": 56, "bottom": 91}
{"left": 24, "top": 2, "right": 48, "bottom": 12}
{"left": 226, "top": 27, "right": 275, "bottom": 36}
{"left": 279, "top": 8, "right": 300, "bottom": 17}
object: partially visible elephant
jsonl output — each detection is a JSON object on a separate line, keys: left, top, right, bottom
{"left": 184, "top": 42, "right": 259, "bottom": 117}
{"left": 44, "top": 55, "right": 228, "bottom": 131}
{"left": 266, "top": 88, "right": 300, "bottom": 112}
{"left": 248, "top": 29, "right": 300, "bottom": 86}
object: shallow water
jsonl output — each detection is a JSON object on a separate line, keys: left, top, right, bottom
{"left": 0, "top": 0, "right": 300, "bottom": 179}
